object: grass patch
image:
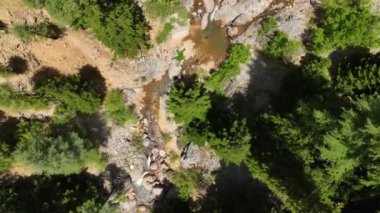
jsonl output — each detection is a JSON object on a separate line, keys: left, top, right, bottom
{"left": 12, "top": 21, "right": 63, "bottom": 43}
{"left": 156, "top": 23, "right": 174, "bottom": 44}
{"left": 145, "top": 0, "right": 188, "bottom": 20}
{"left": 0, "top": 65, "right": 13, "bottom": 77}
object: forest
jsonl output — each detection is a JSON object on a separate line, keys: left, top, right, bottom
{"left": 0, "top": 0, "right": 380, "bottom": 212}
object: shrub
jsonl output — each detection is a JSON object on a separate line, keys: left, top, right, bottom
{"left": 12, "top": 25, "right": 34, "bottom": 43}
{"left": 13, "top": 132, "right": 104, "bottom": 175}
{"left": 23, "top": 0, "right": 45, "bottom": 8}
{"left": 311, "top": 6, "right": 380, "bottom": 54}
{"left": 170, "top": 169, "right": 202, "bottom": 200}
{"left": 41, "top": 0, "right": 150, "bottom": 57}
{"left": 12, "top": 22, "right": 63, "bottom": 43}
{"left": 0, "top": 85, "right": 47, "bottom": 111}
{"left": 167, "top": 82, "right": 211, "bottom": 125}
{"left": 336, "top": 59, "right": 380, "bottom": 97}
{"left": 36, "top": 75, "right": 101, "bottom": 124}
{"left": 259, "top": 17, "right": 278, "bottom": 36}
{"left": 205, "top": 44, "right": 251, "bottom": 93}
{"left": 156, "top": 23, "right": 174, "bottom": 44}
{"left": 263, "top": 31, "right": 302, "bottom": 60}
{"left": 104, "top": 90, "right": 136, "bottom": 125}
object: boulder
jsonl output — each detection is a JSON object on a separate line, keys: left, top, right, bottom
{"left": 181, "top": 143, "right": 221, "bottom": 173}
{"left": 203, "top": 0, "right": 215, "bottom": 13}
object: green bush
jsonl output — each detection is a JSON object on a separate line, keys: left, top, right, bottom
{"left": 37, "top": 0, "right": 150, "bottom": 57}
{"left": 167, "top": 82, "right": 211, "bottom": 125}
{"left": 104, "top": 90, "right": 136, "bottom": 125}
{"left": 13, "top": 131, "right": 104, "bottom": 175}
{"left": 23, "top": 0, "right": 45, "bottom": 8}
{"left": 336, "top": 59, "right": 380, "bottom": 97}
{"left": 0, "top": 85, "right": 47, "bottom": 111}
{"left": 12, "top": 21, "right": 63, "bottom": 43}
{"left": 205, "top": 44, "right": 251, "bottom": 93}
{"left": 311, "top": 5, "right": 380, "bottom": 54}
{"left": 259, "top": 17, "right": 278, "bottom": 36}
{"left": 170, "top": 169, "right": 202, "bottom": 200}
{"left": 12, "top": 25, "right": 34, "bottom": 43}
{"left": 36, "top": 75, "right": 101, "bottom": 124}
{"left": 263, "top": 31, "right": 302, "bottom": 60}
{"left": 156, "top": 23, "right": 174, "bottom": 44}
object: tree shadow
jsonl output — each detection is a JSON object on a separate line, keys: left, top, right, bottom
{"left": 328, "top": 46, "right": 373, "bottom": 80}
{"left": 152, "top": 179, "right": 191, "bottom": 213}
{"left": 7, "top": 56, "right": 28, "bottom": 74}
{"left": 0, "top": 20, "right": 7, "bottom": 31}
{"left": 70, "top": 113, "right": 111, "bottom": 147}
{"left": 79, "top": 65, "right": 107, "bottom": 100}
{"left": 31, "top": 66, "right": 62, "bottom": 86}
{"left": 199, "top": 164, "right": 282, "bottom": 213}
{"left": 43, "top": 22, "right": 65, "bottom": 40}
{"left": 0, "top": 116, "right": 19, "bottom": 151}
{"left": 0, "top": 172, "right": 109, "bottom": 212}
{"left": 230, "top": 53, "right": 332, "bottom": 210}
{"left": 102, "top": 164, "right": 131, "bottom": 194}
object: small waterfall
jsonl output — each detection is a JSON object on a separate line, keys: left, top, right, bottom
{"left": 209, "top": 6, "right": 218, "bottom": 22}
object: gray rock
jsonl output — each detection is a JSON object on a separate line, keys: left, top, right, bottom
{"left": 203, "top": 0, "right": 215, "bottom": 13}
{"left": 181, "top": 143, "right": 221, "bottom": 173}
{"left": 215, "top": 0, "right": 272, "bottom": 26}
{"left": 227, "top": 26, "right": 239, "bottom": 37}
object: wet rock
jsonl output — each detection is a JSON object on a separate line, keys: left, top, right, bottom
{"left": 201, "top": 13, "right": 209, "bottom": 30}
{"left": 181, "top": 143, "right": 221, "bottom": 173}
{"left": 203, "top": 0, "right": 215, "bottom": 13}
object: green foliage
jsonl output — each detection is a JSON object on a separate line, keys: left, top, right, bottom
{"left": 12, "top": 25, "right": 34, "bottom": 43}
{"left": 167, "top": 82, "right": 211, "bottom": 125}
{"left": 0, "top": 85, "right": 47, "bottom": 111}
{"left": 156, "top": 23, "right": 174, "bottom": 44}
{"left": 259, "top": 17, "right": 277, "bottom": 36}
{"left": 174, "top": 48, "right": 186, "bottom": 63}
{"left": 33, "top": 0, "right": 150, "bottom": 57}
{"left": 300, "top": 55, "right": 332, "bottom": 88}
{"left": 12, "top": 21, "right": 62, "bottom": 43}
{"left": 0, "top": 174, "right": 109, "bottom": 212}
{"left": 144, "top": 0, "right": 188, "bottom": 20}
{"left": 104, "top": 90, "right": 136, "bottom": 125}
{"left": 171, "top": 169, "right": 202, "bottom": 200}
{"left": 263, "top": 31, "right": 302, "bottom": 60}
{"left": 336, "top": 59, "right": 380, "bottom": 97}
{"left": 311, "top": 5, "right": 380, "bottom": 54}
{"left": 36, "top": 75, "right": 101, "bottom": 124}
{"left": 0, "top": 141, "right": 11, "bottom": 172}
{"left": 205, "top": 44, "right": 251, "bottom": 93}
{"left": 0, "top": 64, "right": 12, "bottom": 77}
{"left": 13, "top": 131, "right": 104, "bottom": 175}
{"left": 93, "top": 2, "right": 150, "bottom": 57}
{"left": 23, "top": 0, "right": 45, "bottom": 8}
